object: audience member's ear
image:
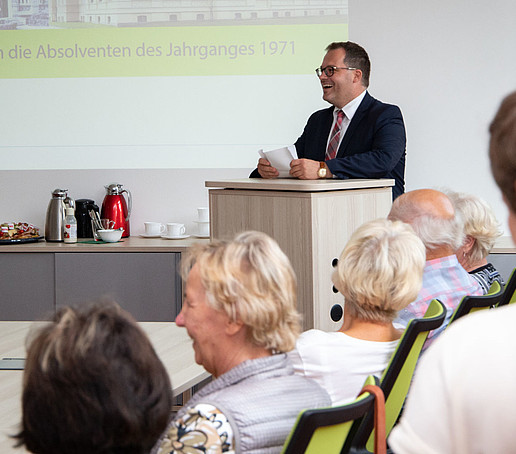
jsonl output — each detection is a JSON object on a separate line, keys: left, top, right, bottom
{"left": 225, "top": 318, "right": 245, "bottom": 336}
{"left": 463, "top": 235, "right": 475, "bottom": 253}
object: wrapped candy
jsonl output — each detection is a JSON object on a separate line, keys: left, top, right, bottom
{"left": 0, "top": 222, "right": 40, "bottom": 240}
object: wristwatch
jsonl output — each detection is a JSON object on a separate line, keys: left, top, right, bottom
{"left": 317, "top": 162, "right": 327, "bottom": 179}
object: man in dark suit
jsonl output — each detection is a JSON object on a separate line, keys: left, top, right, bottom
{"left": 251, "top": 41, "right": 406, "bottom": 199}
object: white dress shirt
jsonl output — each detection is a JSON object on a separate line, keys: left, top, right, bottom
{"left": 326, "top": 89, "right": 367, "bottom": 151}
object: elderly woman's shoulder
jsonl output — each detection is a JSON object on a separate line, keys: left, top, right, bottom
{"left": 156, "top": 403, "right": 235, "bottom": 454}
{"left": 296, "top": 328, "right": 345, "bottom": 345}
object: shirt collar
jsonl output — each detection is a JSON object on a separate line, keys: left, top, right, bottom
{"left": 334, "top": 90, "right": 367, "bottom": 121}
{"left": 425, "top": 254, "right": 460, "bottom": 268}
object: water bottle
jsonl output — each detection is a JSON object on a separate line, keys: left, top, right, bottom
{"left": 64, "top": 207, "right": 77, "bottom": 244}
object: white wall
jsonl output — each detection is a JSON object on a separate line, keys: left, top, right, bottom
{"left": 350, "top": 0, "right": 516, "bottom": 234}
{"left": 1, "top": 75, "right": 326, "bottom": 171}
{"left": 2, "top": 0, "right": 516, "bottom": 235}
{"left": 0, "top": 168, "right": 245, "bottom": 236}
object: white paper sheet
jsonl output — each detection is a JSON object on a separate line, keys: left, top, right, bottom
{"left": 258, "top": 145, "right": 298, "bottom": 178}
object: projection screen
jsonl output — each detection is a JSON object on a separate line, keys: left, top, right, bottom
{"left": 0, "top": 0, "right": 349, "bottom": 170}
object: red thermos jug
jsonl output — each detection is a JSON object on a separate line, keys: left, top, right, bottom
{"left": 100, "top": 183, "right": 132, "bottom": 237}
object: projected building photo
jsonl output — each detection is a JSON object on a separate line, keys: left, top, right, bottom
{"left": 1, "top": 0, "right": 48, "bottom": 28}
{"left": 48, "top": 0, "right": 348, "bottom": 27}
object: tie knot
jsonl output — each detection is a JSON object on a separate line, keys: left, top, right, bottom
{"left": 336, "top": 110, "right": 345, "bottom": 127}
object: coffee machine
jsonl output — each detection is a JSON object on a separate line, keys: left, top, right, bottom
{"left": 75, "top": 199, "right": 99, "bottom": 238}
{"left": 100, "top": 183, "right": 131, "bottom": 237}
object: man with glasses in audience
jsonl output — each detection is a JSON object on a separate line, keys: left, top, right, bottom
{"left": 251, "top": 41, "right": 406, "bottom": 199}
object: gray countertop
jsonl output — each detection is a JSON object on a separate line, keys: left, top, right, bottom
{"left": 1, "top": 234, "right": 514, "bottom": 253}
{"left": 0, "top": 235, "right": 210, "bottom": 253}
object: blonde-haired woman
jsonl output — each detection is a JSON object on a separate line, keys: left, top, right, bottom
{"left": 153, "top": 231, "right": 330, "bottom": 454}
{"left": 289, "top": 218, "right": 426, "bottom": 406}
{"left": 447, "top": 190, "right": 504, "bottom": 293}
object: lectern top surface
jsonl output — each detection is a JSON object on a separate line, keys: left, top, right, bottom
{"left": 205, "top": 178, "right": 395, "bottom": 192}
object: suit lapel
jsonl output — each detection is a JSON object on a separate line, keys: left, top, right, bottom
{"left": 337, "top": 92, "right": 373, "bottom": 156}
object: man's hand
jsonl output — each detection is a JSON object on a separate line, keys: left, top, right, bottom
{"left": 257, "top": 158, "right": 279, "bottom": 179}
{"left": 290, "top": 159, "right": 323, "bottom": 179}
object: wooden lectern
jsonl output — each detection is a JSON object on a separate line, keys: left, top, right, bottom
{"left": 205, "top": 178, "right": 394, "bottom": 332}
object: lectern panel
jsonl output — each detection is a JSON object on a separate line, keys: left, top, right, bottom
{"left": 311, "top": 188, "right": 392, "bottom": 330}
{"left": 207, "top": 179, "right": 393, "bottom": 332}
{"left": 210, "top": 189, "right": 314, "bottom": 329}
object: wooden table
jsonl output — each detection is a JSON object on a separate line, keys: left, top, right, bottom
{"left": 0, "top": 321, "right": 210, "bottom": 454}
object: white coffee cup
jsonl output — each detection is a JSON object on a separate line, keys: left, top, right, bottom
{"left": 144, "top": 222, "right": 165, "bottom": 236}
{"left": 166, "top": 223, "right": 186, "bottom": 237}
{"left": 197, "top": 207, "right": 209, "bottom": 222}
{"left": 197, "top": 222, "right": 210, "bottom": 237}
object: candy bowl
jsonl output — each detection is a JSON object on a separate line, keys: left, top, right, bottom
{"left": 98, "top": 228, "right": 123, "bottom": 243}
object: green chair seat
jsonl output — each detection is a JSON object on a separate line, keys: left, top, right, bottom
{"left": 349, "top": 299, "right": 446, "bottom": 453}
{"left": 281, "top": 375, "right": 379, "bottom": 454}
{"left": 448, "top": 280, "right": 503, "bottom": 325}
{"left": 497, "top": 267, "right": 516, "bottom": 306}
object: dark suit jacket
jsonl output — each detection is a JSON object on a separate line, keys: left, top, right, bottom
{"left": 250, "top": 92, "right": 406, "bottom": 199}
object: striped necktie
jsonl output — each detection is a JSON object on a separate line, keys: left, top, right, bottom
{"left": 325, "top": 110, "right": 345, "bottom": 161}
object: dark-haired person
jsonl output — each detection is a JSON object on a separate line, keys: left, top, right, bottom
{"left": 15, "top": 302, "right": 173, "bottom": 454}
{"left": 251, "top": 41, "right": 406, "bottom": 200}
{"left": 389, "top": 92, "right": 516, "bottom": 453}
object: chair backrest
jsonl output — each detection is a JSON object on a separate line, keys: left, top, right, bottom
{"left": 448, "top": 280, "right": 503, "bottom": 325}
{"left": 350, "top": 299, "right": 446, "bottom": 453}
{"left": 281, "top": 376, "right": 379, "bottom": 454}
{"left": 497, "top": 268, "right": 516, "bottom": 306}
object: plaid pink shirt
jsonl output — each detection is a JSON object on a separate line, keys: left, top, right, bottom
{"left": 394, "top": 255, "right": 483, "bottom": 343}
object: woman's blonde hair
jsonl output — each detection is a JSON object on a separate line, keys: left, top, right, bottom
{"left": 447, "top": 191, "right": 502, "bottom": 265}
{"left": 181, "top": 231, "right": 301, "bottom": 352}
{"left": 333, "top": 219, "right": 426, "bottom": 323}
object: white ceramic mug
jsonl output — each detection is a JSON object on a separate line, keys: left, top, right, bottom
{"left": 197, "top": 222, "right": 210, "bottom": 237}
{"left": 144, "top": 222, "right": 165, "bottom": 236}
{"left": 197, "top": 207, "right": 209, "bottom": 222}
{"left": 166, "top": 223, "right": 186, "bottom": 237}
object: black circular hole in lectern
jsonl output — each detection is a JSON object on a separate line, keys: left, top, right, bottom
{"left": 330, "top": 304, "right": 343, "bottom": 322}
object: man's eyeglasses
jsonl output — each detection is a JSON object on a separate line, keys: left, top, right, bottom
{"left": 315, "top": 66, "right": 358, "bottom": 77}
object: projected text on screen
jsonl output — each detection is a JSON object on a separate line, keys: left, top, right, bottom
{"left": 0, "top": 0, "right": 348, "bottom": 78}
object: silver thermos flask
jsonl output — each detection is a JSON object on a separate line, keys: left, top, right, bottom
{"left": 45, "top": 189, "right": 73, "bottom": 242}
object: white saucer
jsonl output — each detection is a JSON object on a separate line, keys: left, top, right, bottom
{"left": 161, "top": 234, "right": 190, "bottom": 240}
{"left": 140, "top": 233, "right": 162, "bottom": 238}
{"left": 193, "top": 233, "right": 210, "bottom": 238}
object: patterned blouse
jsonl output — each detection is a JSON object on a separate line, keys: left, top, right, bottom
{"left": 156, "top": 403, "right": 234, "bottom": 454}
{"left": 470, "top": 263, "right": 505, "bottom": 294}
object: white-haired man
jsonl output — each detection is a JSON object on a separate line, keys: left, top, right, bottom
{"left": 388, "top": 188, "right": 483, "bottom": 342}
